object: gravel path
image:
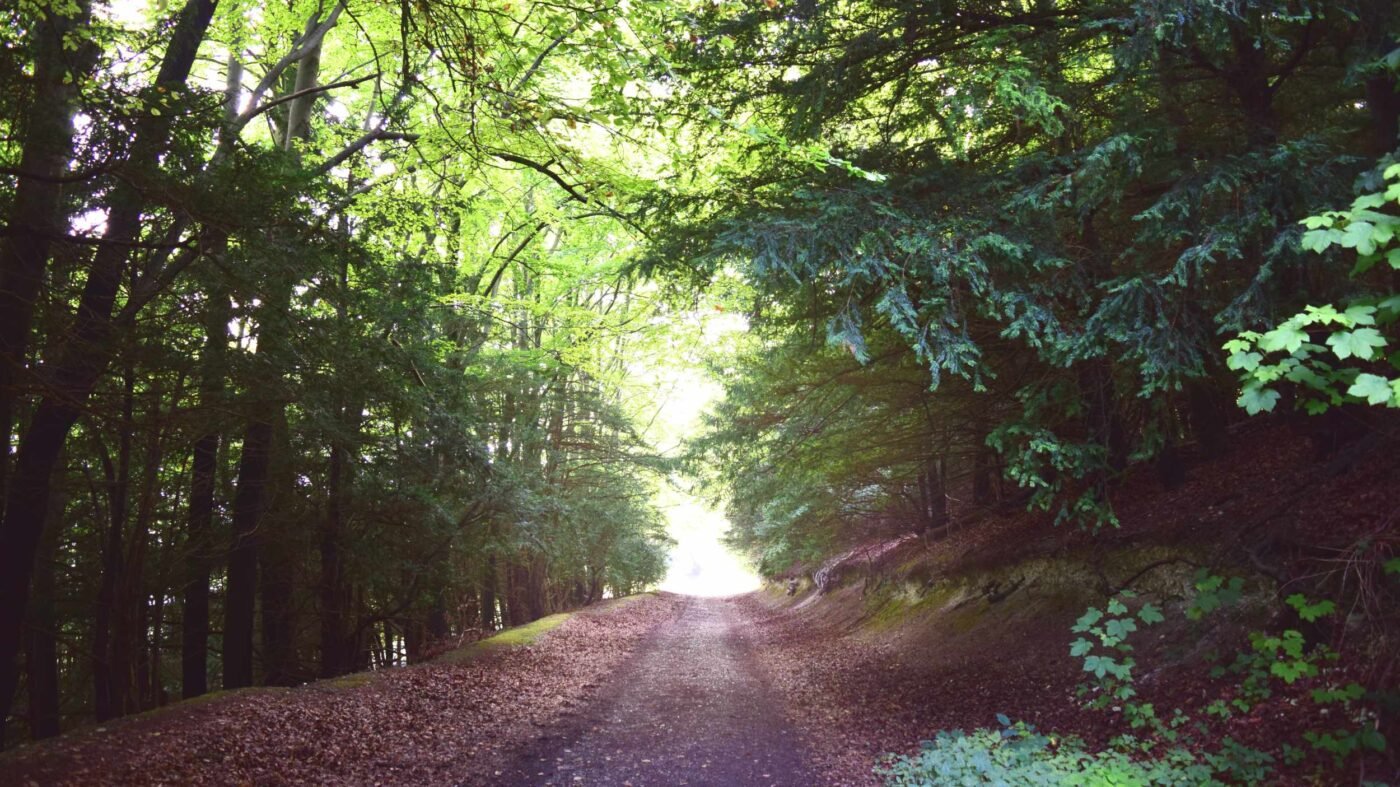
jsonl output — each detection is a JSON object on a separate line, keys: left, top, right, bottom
{"left": 490, "top": 595, "right": 814, "bottom": 787}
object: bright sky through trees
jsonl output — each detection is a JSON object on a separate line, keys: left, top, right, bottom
{"left": 640, "top": 312, "right": 760, "bottom": 596}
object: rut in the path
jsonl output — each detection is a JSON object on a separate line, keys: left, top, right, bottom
{"left": 489, "top": 595, "right": 813, "bottom": 787}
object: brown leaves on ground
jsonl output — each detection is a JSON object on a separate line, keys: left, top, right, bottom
{"left": 4, "top": 594, "right": 683, "bottom": 786}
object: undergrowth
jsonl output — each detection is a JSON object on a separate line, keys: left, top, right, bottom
{"left": 877, "top": 569, "right": 1397, "bottom": 786}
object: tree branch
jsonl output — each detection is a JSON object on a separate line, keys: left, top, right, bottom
{"left": 491, "top": 152, "right": 588, "bottom": 203}
{"left": 239, "top": 72, "right": 378, "bottom": 125}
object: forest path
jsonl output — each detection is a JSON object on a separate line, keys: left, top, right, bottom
{"left": 489, "top": 594, "right": 814, "bottom": 787}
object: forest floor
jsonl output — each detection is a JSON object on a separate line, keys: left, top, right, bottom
{"left": 3, "top": 595, "right": 690, "bottom": 786}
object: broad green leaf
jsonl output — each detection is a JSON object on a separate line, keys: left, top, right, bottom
{"left": 1302, "top": 304, "right": 1346, "bottom": 326}
{"left": 1342, "top": 221, "right": 1378, "bottom": 255}
{"left": 1327, "top": 328, "right": 1387, "bottom": 361}
{"left": 1258, "top": 324, "right": 1307, "bottom": 354}
{"left": 1237, "top": 385, "right": 1279, "bottom": 415}
{"left": 1347, "top": 373, "right": 1395, "bottom": 405}
{"left": 1300, "top": 228, "right": 1341, "bottom": 253}
{"left": 1352, "top": 193, "right": 1387, "bottom": 210}
{"left": 1343, "top": 304, "right": 1377, "bottom": 326}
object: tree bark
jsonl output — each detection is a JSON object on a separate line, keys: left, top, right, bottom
{"left": 224, "top": 417, "right": 269, "bottom": 689}
{"left": 0, "top": 0, "right": 96, "bottom": 498}
{"left": 181, "top": 306, "right": 225, "bottom": 697}
{"left": 258, "top": 410, "right": 296, "bottom": 686}
{"left": 93, "top": 369, "right": 135, "bottom": 722}
{"left": 24, "top": 477, "right": 67, "bottom": 740}
{"left": 0, "top": 0, "right": 219, "bottom": 736}
{"left": 181, "top": 52, "right": 240, "bottom": 700}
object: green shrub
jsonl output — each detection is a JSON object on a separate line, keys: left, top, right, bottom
{"left": 876, "top": 723, "right": 1214, "bottom": 786}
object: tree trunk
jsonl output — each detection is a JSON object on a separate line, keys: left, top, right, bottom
{"left": 319, "top": 436, "right": 350, "bottom": 678}
{"left": 243, "top": 11, "right": 330, "bottom": 689}
{"left": 0, "top": 0, "right": 219, "bottom": 735}
{"left": 319, "top": 397, "right": 360, "bottom": 679}
{"left": 181, "top": 54, "right": 239, "bottom": 701}
{"left": 0, "top": 0, "right": 95, "bottom": 497}
{"left": 25, "top": 478, "right": 67, "bottom": 740}
{"left": 125, "top": 404, "right": 164, "bottom": 712}
{"left": 224, "top": 418, "right": 269, "bottom": 689}
{"left": 93, "top": 368, "right": 135, "bottom": 722}
{"left": 972, "top": 448, "right": 997, "bottom": 506}
{"left": 479, "top": 557, "right": 499, "bottom": 632}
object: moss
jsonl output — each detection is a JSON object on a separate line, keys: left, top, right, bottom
{"left": 863, "top": 595, "right": 909, "bottom": 631}
{"left": 435, "top": 612, "right": 574, "bottom": 665}
{"left": 947, "top": 603, "right": 988, "bottom": 633}
{"left": 320, "top": 672, "right": 377, "bottom": 690}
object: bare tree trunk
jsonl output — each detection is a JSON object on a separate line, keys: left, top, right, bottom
{"left": 480, "top": 556, "right": 499, "bottom": 632}
{"left": 25, "top": 477, "right": 67, "bottom": 740}
{"left": 94, "top": 367, "right": 135, "bottom": 722}
{"left": 181, "top": 55, "right": 240, "bottom": 700}
{"left": 0, "top": 0, "right": 219, "bottom": 735}
{"left": 224, "top": 416, "right": 269, "bottom": 689}
{"left": 258, "top": 410, "right": 296, "bottom": 686}
{"left": 0, "top": 0, "right": 95, "bottom": 498}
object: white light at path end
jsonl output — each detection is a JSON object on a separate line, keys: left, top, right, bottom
{"left": 658, "top": 496, "right": 760, "bottom": 597}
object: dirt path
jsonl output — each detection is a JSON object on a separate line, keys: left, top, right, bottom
{"left": 490, "top": 595, "right": 814, "bottom": 787}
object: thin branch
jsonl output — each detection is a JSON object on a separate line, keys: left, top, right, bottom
{"left": 310, "top": 128, "right": 420, "bottom": 178}
{"left": 511, "top": 22, "right": 582, "bottom": 94}
{"left": 239, "top": 72, "right": 378, "bottom": 124}
{"left": 491, "top": 151, "right": 588, "bottom": 203}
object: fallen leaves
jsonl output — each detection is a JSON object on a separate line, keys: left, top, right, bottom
{"left": 5, "top": 595, "right": 682, "bottom": 786}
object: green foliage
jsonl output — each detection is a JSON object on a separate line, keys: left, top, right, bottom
{"left": 879, "top": 573, "right": 1389, "bottom": 786}
{"left": 658, "top": 0, "right": 1388, "bottom": 540}
{"left": 1070, "top": 591, "right": 1167, "bottom": 731}
{"left": 1227, "top": 164, "right": 1400, "bottom": 413}
{"left": 1185, "top": 571, "right": 1245, "bottom": 620}
{"left": 1063, "top": 576, "right": 1385, "bottom": 779}
{"left": 876, "top": 724, "right": 1214, "bottom": 786}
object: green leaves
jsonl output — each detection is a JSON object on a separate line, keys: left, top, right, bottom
{"left": 1237, "top": 384, "right": 1280, "bottom": 415}
{"left": 1326, "top": 328, "right": 1387, "bottom": 361}
{"left": 1073, "top": 607, "right": 1103, "bottom": 631}
{"left": 1258, "top": 322, "right": 1308, "bottom": 354}
{"left": 1285, "top": 594, "right": 1336, "bottom": 622}
{"left": 1137, "top": 603, "right": 1165, "bottom": 625}
{"left": 1346, "top": 373, "right": 1397, "bottom": 406}
{"left": 1187, "top": 572, "right": 1244, "bottom": 620}
{"left": 1231, "top": 165, "right": 1400, "bottom": 417}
